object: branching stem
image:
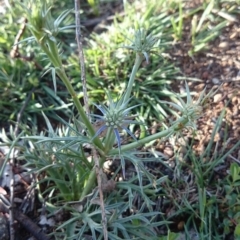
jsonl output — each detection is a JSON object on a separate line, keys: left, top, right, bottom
{"left": 123, "top": 53, "right": 144, "bottom": 103}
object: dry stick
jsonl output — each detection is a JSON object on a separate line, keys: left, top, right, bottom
{"left": 0, "top": 201, "right": 49, "bottom": 240}
{"left": 9, "top": 163, "right": 15, "bottom": 240}
{"left": 10, "top": 17, "right": 27, "bottom": 59}
{"left": 74, "top": 1, "right": 108, "bottom": 240}
{"left": 14, "top": 209, "right": 50, "bottom": 240}
{"left": 10, "top": 17, "right": 43, "bottom": 70}
{"left": 74, "top": 2, "right": 89, "bottom": 116}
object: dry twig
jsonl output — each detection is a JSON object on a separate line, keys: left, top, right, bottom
{"left": 9, "top": 161, "right": 15, "bottom": 240}
{"left": 74, "top": 1, "right": 108, "bottom": 239}
{"left": 10, "top": 17, "right": 43, "bottom": 70}
{"left": 0, "top": 196, "right": 49, "bottom": 240}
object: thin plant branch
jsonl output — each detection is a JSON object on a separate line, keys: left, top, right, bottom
{"left": 0, "top": 198, "right": 49, "bottom": 240}
{"left": 10, "top": 17, "right": 27, "bottom": 59}
{"left": 74, "top": 0, "right": 89, "bottom": 116}
{"left": 9, "top": 160, "right": 15, "bottom": 240}
{"left": 10, "top": 17, "right": 43, "bottom": 70}
{"left": 93, "top": 153, "right": 108, "bottom": 240}
{"left": 74, "top": 1, "right": 108, "bottom": 239}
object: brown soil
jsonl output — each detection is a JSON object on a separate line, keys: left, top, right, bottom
{"left": 168, "top": 15, "right": 240, "bottom": 160}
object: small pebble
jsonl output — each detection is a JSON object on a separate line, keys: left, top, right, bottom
{"left": 228, "top": 59, "right": 233, "bottom": 65}
{"left": 164, "top": 147, "right": 173, "bottom": 158}
{"left": 232, "top": 96, "right": 239, "bottom": 105}
{"left": 213, "top": 93, "right": 223, "bottom": 103}
{"left": 212, "top": 77, "right": 220, "bottom": 85}
{"left": 195, "top": 83, "right": 205, "bottom": 91}
{"left": 218, "top": 41, "right": 229, "bottom": 49}
{"left": 221, "top": 60, "right": 227, "bottom": 67}
{"left": 230, "top": 32, "right": 237, "bottom": 39}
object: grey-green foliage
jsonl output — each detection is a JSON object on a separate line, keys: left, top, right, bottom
{"left": 55, "top": 189, "right": 170, "bottom": 240}
{"left": 24, "top": 118, "right": 92, "bottom": 201}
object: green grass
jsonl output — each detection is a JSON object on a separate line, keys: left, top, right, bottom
{"left": 160, "top": 109, "right": 240, "bottom": 239}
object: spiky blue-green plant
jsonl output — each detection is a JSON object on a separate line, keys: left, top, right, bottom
{"left": 92, "top": 91, "right": 140, "bottom": 152}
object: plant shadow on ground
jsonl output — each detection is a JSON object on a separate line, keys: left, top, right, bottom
{"left": 0, "top": 0, "right": 240, "bottom": 240}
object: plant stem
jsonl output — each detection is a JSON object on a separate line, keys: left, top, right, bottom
{"left": 109, "top": 128, "right": 175, "bottom": 155}
{"left": 123, "top": 53, "right": 144, "bottom": 103}
{"left": 103, "top": 53, "right": 144, "bottom": 153}
{"left": 80, "top": 156, "right": 105, "bottom": 199}
{"left": 40, "top": 42, "right": 104, "bottom": 151}
{"left": 104, "top": 128, "right": 116, "bottom": 154}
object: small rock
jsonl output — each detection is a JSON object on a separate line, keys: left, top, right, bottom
{"left": 232, "top": 96, "right": 239, "bottom": 105}
{"left": 230, "top": 32, "right": 237, "bottom": 39}
{"left": 221, "top": 60, "right": 227, "bottom": 67}
{"left": 228, "top": 58, "right": 233, "bottom": 65}
{"left": 163, "top": 147, "right": 173, "bottom": 158}
{"left": 103, "top": 160, "right": 112, "bottom": 170}
{"left": 232, "top": 105, "right": 239, "bottom": 116}
{"left": 218, "top": 41, "right": 229, "bottom": 49}
{"left": 213, "top": 93, "right": 223, "bottom": 103}
{"left": 212, "top": 77, "right": 220, "bottom": 85}
{"left": 195, "top": 83, "right": 205, "bottom": 91}
{"left": 176, "top": 136, "right": 189, "bottom": 146}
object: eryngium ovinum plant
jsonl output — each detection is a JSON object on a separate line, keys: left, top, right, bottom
{"left": 20, "top": 0, "right": 214, "bottom": 238}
